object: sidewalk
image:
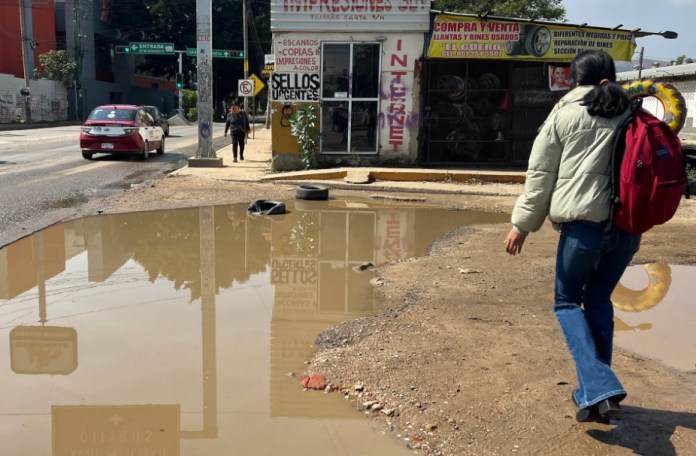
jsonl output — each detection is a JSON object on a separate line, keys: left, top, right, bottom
{"left": 172, "top": 123, "right": 526, "bottom": 196}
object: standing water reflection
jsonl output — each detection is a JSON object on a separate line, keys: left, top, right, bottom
{"left": 0, "top": 200, "right": 507, "bottom": 455}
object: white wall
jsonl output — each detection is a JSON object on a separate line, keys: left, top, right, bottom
{"left": 272, "top": 31, "right": 424, "bottom": 162}
{"left": 0, "top": 73, "right": 69, "bottom": 123}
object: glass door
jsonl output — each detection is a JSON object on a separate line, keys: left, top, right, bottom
{"left": 321, "top": 43, "right": 380, "bottom": 155}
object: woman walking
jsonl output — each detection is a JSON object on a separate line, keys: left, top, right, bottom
{"left": 224, "top": 104, "right": 250, "bottom": 162}
{"left": 503, "top": 50, "right": 641, "bottom": 423}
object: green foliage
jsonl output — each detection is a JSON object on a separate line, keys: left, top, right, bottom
{"left": 182, "top": 89, "right": 197, "bottom": 114}
{"left": 433, "top": 0, "right": 565, "bottom": 20}
{"left": 35, "top": 50, "right": 78, "bottom": 87}
{"left": 187, "top": 108, "right": 198, "bottom": 121}
{"left": 289, "top": 104, "right": 320, "bottom": 170}
{"left": 105, "top": 0, "right": 270, "bottom": 83}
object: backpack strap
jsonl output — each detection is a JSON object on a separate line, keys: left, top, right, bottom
{"left": 609, "top": 99, "right": 642, "bottom": 205}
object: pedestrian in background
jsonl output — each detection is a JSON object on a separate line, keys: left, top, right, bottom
{"left": 224, "top": 104, "right": 250, "bottom": 162}
{"left": 503, "top": 50, "right": 640, "bottom": 424}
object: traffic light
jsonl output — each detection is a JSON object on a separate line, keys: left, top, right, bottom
{"left": 115, "top": 45, "right": 131, "bottom": 54}
{"left": 232, "top": 50, "right": 244, "bottom": 58}
{"left": 175, "top": 73, "right": 183, "bottom": 89}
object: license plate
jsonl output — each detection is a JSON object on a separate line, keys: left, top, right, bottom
{"left": 101, "top": 143, "right": 114, "bottom": 149}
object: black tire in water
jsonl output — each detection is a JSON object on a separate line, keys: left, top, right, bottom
{"left": 295, "top": 185, "right": 329, "bottom": 200}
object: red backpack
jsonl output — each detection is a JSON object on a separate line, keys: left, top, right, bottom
{"left": 611, "top": 102, "right": 687, "bottom": 234}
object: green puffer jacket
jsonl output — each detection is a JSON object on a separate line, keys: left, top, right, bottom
{"left": 511, "top": 86, "right": 631, "bottom": 236}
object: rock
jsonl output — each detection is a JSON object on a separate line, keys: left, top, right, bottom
{"left": 301, "top": 374, "right": 327, "bottom": 390}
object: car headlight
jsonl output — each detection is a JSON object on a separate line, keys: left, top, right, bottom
{"left": 122, "top": 128, "right": 139, "bottom": 134}
{"left": 81, "top": 127, "right": 93, "bottom": 134}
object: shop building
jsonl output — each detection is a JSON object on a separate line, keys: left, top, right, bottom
{"left": 268, "top": 6, "right": 663, "bottom": 170}
{"left": 269, "top": 0, "right": 431, "bottom": 170}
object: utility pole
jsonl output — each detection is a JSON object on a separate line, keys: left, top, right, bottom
{"left": 638, "top": 46, "right": 644, "bottom": 79}
{"left": 18, "top": 0, "right": 32, "bottom": 124}
{"left": 242, "top": 0, "right": 249, "bottom": 114}
{"left": 189, "top": 0, "right": 222, "bottom": 166}
{"left": 175, "top": 50, "right": 185, "bottom": 116}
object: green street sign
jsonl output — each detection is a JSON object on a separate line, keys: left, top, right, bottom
{"left": 186, "top": 48, "right": 244, "bottom": 58}
{"left": 128, "top": 42, "right": 175, "bottom": 55}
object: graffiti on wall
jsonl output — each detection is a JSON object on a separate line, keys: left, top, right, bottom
{"left": 0, "top": 75, "right": 68, "bottom": 124}
{"left": 381, "top": 39, "right": 416, "bottom": 152}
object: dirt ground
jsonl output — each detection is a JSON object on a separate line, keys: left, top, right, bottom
{"left": 92, "top": 174, "right": 696, "bottom": 456}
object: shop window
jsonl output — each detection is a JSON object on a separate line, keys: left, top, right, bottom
{"left": 321, "top": 43, "right": 380, "bottom": 155}
{"left": 421, "top": 60, "right": 563, "bottom": 167}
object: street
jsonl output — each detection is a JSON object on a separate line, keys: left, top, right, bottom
{"left": 0, "top": 122, "right": 228, "bottom": 248}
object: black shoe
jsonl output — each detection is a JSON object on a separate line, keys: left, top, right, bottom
{"left": 576, "top": 405, "right": 610, "bottom": 424}
{"left": 240, "top": 155, "right": 244, "bottom": 161}
{"left": 233, "top": 158, "right": 238, "bottom": 163}
{"left": 576, "top": 399, "right": 620, "bottom": 424}
{"left": 597, "top": 398, "right": 621, "bottom": 419}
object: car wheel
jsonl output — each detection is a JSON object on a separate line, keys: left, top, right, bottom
{"left": 504, "top": 40, "right": 522, "bottom": 56}
{"left": 524, "top": 26, "right": 551, "bottom": 57}
{"left": 82, "top": 151, "right": 93, "bottom": 160}
{"left": 141, "top": 141, "right": 149, "bottom": 160}
{"left": 165, "top": 125, "right": 170, "bottom": 137}
{"left": 295, "top": 185, "right": 329, "bottom": 200}
{"left": 156, "top": 136, "right": 165, "bottom": 155}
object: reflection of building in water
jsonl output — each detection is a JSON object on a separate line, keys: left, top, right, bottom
{"left": 0, "top": 224, "right": 65, "bottom": 300}
{"left": 268, "top": 202, "right": 507, "bottom": 417}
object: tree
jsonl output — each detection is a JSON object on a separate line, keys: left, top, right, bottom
{"left": 675, "top": 55, "right": 686, "bottom": 65}
{"left": 432, "top": 0, "right": 565, "bottom": 20}
{"left": 35, "top": 50, "right": 78, "bottom": 88}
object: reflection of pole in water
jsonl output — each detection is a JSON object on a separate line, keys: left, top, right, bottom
{"left": 35, "top": 231, "right": 47, "bottom": 324}
{"left": 188, "top": 207, "right": 218, "bottom": 437}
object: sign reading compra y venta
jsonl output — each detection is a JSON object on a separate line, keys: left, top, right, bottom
{"left": 427, "top": 15, "right": 637, "bottom": 62}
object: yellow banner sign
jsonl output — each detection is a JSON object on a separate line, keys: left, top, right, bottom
{"left": 428, "top": 15, "right": 637, "bottom": 62}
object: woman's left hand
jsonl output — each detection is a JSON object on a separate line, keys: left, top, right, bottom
{"left": 504, "top": 229, "right": 526, "bottom": 256}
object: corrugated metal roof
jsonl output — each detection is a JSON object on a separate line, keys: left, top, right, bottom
{"left": 617, "top": 63, "right": 696, "bottom": 81}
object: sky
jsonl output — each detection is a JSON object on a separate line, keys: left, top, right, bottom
{"left": 563, "top": 0, "right": 695, "bottom": 61}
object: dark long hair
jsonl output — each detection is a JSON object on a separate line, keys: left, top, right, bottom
{"left": 570, "top": 50, "right": 629, "bottom": 118}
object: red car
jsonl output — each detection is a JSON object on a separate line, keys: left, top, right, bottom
{"left": 80, "top": 104, "right": 165, "bottom": 160}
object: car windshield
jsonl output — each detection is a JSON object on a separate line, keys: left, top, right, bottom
{"left": 88, "top": 108, "right": 137, "bottom": 121}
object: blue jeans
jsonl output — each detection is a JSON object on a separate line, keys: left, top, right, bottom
{"left": 554, "top": 220, "right": 641, "bottom": 409}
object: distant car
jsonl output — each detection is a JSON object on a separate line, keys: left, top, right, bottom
{"left": 143, "top": 105, "right": 170, "bottom": 136}
{"left": 80, "top": 104, "right": 165, "bottom": 160}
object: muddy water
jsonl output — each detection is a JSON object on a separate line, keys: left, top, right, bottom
{"left": 0, "top": 200, "right": 507, "bottom": 455}
{"left": 613, "top": 263, "right": 696, "bottom": 372}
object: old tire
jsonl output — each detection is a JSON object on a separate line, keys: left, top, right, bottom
{"left": 623, "top": 80, "right": 687, "bottom": 133}
{"left": 295, "top": 185, "right": 329, "bottom": 200}
{"left": 524, "top": 26, "right": 551, "bottom": 57}
{"left": 612, "top": 263, "right": 672, "bottom": 312}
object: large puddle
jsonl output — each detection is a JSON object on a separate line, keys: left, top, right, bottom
{"left": 613, "top": 263, "right": 696, "bottom": 372}
{"left": 0, "top": 199, "right": 507, "bottom": 455}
